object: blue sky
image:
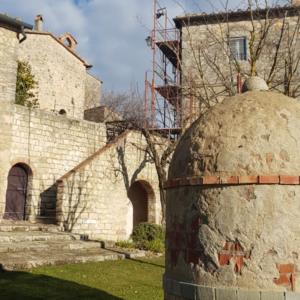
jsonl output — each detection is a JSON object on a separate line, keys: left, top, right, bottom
{"left": 1, "top": 0, "right": 287, "bottom": 93}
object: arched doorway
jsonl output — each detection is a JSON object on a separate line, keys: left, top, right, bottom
{"left": 127, "top": 180, "right": 155, "bottom": 235}
{"left": 4, "top": 164, "right": 31, "bottom": 220}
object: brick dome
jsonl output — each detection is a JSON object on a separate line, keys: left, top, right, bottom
{"left": 164, "top": 91, "right": 300, "bottom": 299}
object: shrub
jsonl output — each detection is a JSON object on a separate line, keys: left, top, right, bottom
{"left": 131, "top": 222, "right": 164, "bottom": 244}
{"left": 143, "top": 239, "right": 165, "bottom": 253}
{"left": 15, "top": 61, "right": 39, "bottom": 108}
{"left": 130, "top": 223, "right": 165, "bottom": 253}
{"left": 115, "top": 240, "right": 135, "bottom": 249}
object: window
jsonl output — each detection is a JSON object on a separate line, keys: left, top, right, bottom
{"left": 229, "top": 37, "right": 247, "bottom": 61}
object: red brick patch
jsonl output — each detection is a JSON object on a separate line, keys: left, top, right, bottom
{"left": 274, "top": 263, "right": 296, "bottom": 291}
{"left": 279, "top": 175, "right": 299, "bottom": 185}
{"left": 188, "top": 177, "right": 203, "bottom": 186}
{"left": 277, "top": 263, "right": 295, "bottom": 273}
{"left": 218, "top": 241, "right": 249, "bottom": 274}
{"left": 258, "top": 175, "right": 280, "bottom": 184}
{"left": 164, "top": 174, "right": 300, "bottom": 189}
{"left": 202, "top": 176, "right": 220, "bottom": 185}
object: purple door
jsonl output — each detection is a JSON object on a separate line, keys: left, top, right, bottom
{"left": 4, "top": 165, "right": 28, "bottom": 220}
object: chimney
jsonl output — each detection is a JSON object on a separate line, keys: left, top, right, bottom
{"left": 292, "top": 0, "right": 300, "bottom": 6}
{"left": 34, "top": 14, "right": 43, "bottom": 31}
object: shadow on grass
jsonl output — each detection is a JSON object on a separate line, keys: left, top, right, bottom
{"left": 103, "top": 248, "right": 165, "bottom": 269}
{"left": 128, "top": 257, "right": 165, "bottom": 269}
{"left": 0, "top": 269, "right": 122, "bottom": 300}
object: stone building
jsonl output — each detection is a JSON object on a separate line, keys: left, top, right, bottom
{"left": 0, "top": 13, "right": 161, "bottom": 241}
{"left": 169, "top": 1, "right": 300, "bottom": 128}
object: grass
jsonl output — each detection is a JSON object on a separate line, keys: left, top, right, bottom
{"left": 0, "top": 256, "right": 165, "bottom": 300}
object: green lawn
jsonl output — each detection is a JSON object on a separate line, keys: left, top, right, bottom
{"left": 0, "top": 256, "right": 165, "bottom": 300}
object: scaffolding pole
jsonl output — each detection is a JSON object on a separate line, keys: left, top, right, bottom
{"left": 144, "top": 0, "right": 182, "bottom": 138}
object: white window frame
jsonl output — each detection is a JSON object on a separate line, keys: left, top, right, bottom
{"left": 229, "top": 37, "right": 248, "bottom": 61}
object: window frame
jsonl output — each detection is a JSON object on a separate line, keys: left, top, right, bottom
{"left": 228, "top": 36, "right": 248, "bottom": 61}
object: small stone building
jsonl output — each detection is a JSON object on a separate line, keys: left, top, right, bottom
{"left": 0, "top": 14, "right": 161, "bottom": 240}
{"left": 164, "top": 90, "right": 300, "bottom": 299}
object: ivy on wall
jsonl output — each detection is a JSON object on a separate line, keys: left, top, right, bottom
{"left": 15, "top": 61, "right": 39, "bottom": 108}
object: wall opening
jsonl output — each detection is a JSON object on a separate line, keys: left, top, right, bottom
{"left": 59, "top": 109, "right": 67, "bottom": 116}
{"left": 128, "top": 180, "right": 155, "bottom": 231}
{"left": 4, "top": 163, "right": 32, "bottom": 220}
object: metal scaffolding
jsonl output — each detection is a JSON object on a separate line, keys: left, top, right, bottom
{"left": 144, "top": 0, "right": 182, "bottom": 138}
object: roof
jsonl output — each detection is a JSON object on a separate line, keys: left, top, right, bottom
{"left": 87, "top": 72, "right": 103, "bottom": 83}
{"left": 25, "top": 30, "right": 92, "bottom": 68}
{"left": 0, "top": 13, "right": 33, "bottom": 31}
{"left": 174, "top": 5, "right": 300, "bottom": 28}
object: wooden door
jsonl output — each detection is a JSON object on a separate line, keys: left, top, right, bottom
{"left": 4, "top": 165, "right": 28, "bottom": 220}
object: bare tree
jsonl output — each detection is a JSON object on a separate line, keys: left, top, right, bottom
{"left": 101, "top": 84, "right": 145, "bottom": 127}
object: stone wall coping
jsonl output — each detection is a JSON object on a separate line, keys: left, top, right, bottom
{"left": 164, "top": 175, "right": 300, "bottom": 189}
{"left": 164, "top": 276, "right": 299, "bottom": 300}
{"left": 13, "top": 104, "right": 105, "bottom": 128}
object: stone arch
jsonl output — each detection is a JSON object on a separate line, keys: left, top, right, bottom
{"left": 4, "top": 163, "right": 33, "bottom": 220}
{"left": 126, "top": 180, "right": 156, "bottom": 236}
{"left": 58, "top": 33, "right": 77, "bottom": 51}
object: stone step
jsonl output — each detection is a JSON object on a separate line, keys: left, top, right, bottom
{"left": 0, "top": 248, "right": 125, "bottom": 270}
{"left": 0, "top": 240, "right": 103, "bottom": 253}
{"left": 0, "top": 231, "right": 80, "bottom": 243}
{"left": 35, "top": 215, "right": 57, "bottom": 224}
{"left": 0, "top": 224, "right": 61, "bottom": 233}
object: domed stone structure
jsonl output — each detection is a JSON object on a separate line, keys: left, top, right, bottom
{"left": 164, "top": 91, "right": 300, "bottom": 299}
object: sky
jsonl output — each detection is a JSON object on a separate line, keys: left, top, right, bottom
{"left": 0, "top": 0, "right": 286, "bottom": 93}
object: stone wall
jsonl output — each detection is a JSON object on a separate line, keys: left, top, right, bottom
{"left": 18, "top": 33, "right": 87, "bottom": 119}
{"left": 1, "top": 103, "right": 107, "bottom": 221}
{"left": 85, "top": 73, "right": 101, "bottom": 110}
{"left": 56, "top": 130, "right": 161, "bottom": 241}
{"left": 84, "top": 106, "right": 123, "bottom": 123}
{"left": 0, "top": 27, "right": 18, "bottom": 102}
{"left": 0, "top": 28, "right": 19, "bottom": 221}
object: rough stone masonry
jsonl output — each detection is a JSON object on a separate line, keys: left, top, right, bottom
{"left": 0, "top": 14, "right": 161, "bottom": 241}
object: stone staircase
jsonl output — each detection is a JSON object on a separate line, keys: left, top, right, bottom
{"left": 0, "top": 221, "right": 125, "bottom": 270}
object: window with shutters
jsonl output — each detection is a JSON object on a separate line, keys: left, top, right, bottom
{"left": 229, "top": 37, "right": 247, "bottom": 61}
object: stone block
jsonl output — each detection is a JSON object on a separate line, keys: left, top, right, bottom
{"left": 215, "top": 288, "right": 237, "bottom": 300}
{"left": 260, "top": 291, "right": 284, "bottom": 300}
{"left": 237, "top": 290, "right": 260, "bottom": 300}
{"left": 285, "top": 292, "right": 300, "bottom": 300}
{"left": 172, "top": 279, "right": 181, "bottom": 297}
{"left": 196, "top": 286, "right": 215, "bottom": 300}
{"left": 180, "top": 282, "right": 197, "bottom": 299}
